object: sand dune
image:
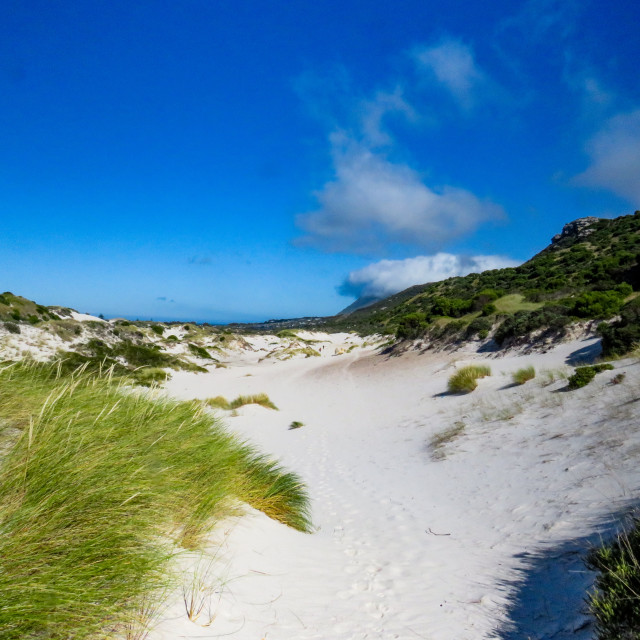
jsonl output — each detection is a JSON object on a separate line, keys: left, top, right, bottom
{"left": 153, "top": 334, "right": 640, "bottom": 639}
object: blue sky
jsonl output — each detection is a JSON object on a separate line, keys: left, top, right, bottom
{"left": 1, "top": 0, "right": 639, "bottom": 322}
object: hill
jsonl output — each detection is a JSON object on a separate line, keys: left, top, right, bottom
{"left": 319, "top": 211, "right": 640, "bottom": 353}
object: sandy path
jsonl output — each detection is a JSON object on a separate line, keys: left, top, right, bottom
{"left": 159, "top": 338, "right": 640, "bottom": 639}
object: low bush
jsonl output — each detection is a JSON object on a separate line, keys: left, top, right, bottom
{"left": 289, "top": 421, "right": 304, "bottom": 430}
{"left": 395, "top": 312, "right": 428, "bottom": 340}
{"left": 599, "top": 297, "right": 640, "bottom": 357}
{"left": 150, "top": 324, "right": 164, "bottom": 335}
{"left": 611, "top": 372, "right": 626, "bottom": 385}
{"left": 494, "top": 305, "right": 572, "bottom": 346}
{"left": 568, "top": 290, "right": 625, "bottom": 319}
{"left": 587, "top": 516, "right": 640, "bottom": 639}
{"left": 447, "top": 365, "right": 491, "bottom": 394}
{"left": 276, "top": 329, "right": 299, "bottom": 339}
{"left": 512, "top": 366, "right": 535, "bottom": 385}
{"left": 568, "top": 366, "right": 597, "bottom": 389}
{"left": 188, "top": 343, "right": 213, "bottom": 359}
{"left": 465, "top": 317, "right": 492, "bottom": 339}
{"left": 567, "top": 364, "right": 614, "bottom": 389}
{"left": 4, "top": 322, "right": 20, "bottom": 334}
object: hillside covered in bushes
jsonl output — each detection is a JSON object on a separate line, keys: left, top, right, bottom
{"left": 326, "top": 211, "right": 640, "bottom": 354}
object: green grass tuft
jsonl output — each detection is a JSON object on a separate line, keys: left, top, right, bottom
{"left": 204, "top": 393, "right": 278, "bottom": 411}
{"left": 512, "top": 366, "right": 535, "bottom": 385}
{"left": 447, "top": 365, "right": 491, "bottom": 394}
{"left": 587, "top": 515, "right": 640, "bottom": 638}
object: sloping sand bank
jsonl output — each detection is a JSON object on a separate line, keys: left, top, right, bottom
{"left": 160, "top": 336, "right": 640, "bottom": 639}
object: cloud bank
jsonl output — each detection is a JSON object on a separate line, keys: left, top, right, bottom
{"left": 574, "top": 109, "right": 640, "bottom": 204}
{"left": 339, "top": 253, "right": 520, "bottom": 300}
{"left": 296, "top": 135, "right": 504, "bottom": 254}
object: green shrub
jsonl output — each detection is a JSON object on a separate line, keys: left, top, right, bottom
{"left": 289, "top": 421, "right": 304, "bottom": 430}
{"left": 277, "top": 329, "right": 299, "bottom": 339}
{"left": 566, "top": 364, "right": 612, "bottom": 389}
{"left": 465, "top": 317, "right": 492, "bottom": 339}
{"left": 0, "top": 362, "right": 310, "bottom": 640}
{"left": 188, "top": 343, "right": 213, "bottom": 359}
{"left": 494, "top": 306, "right": 572, "bottom": 345}
{"left": 569, "top": 290, "right": 625, "bottom": 319}
{"left": 587, "top": 516, "right": 640, "bottom": 639}
{"left": 481, "top": 303, "right": 497, "bottom": 316}
{"left": 512, "top": 366, "right": 535, "bottom": 385}
{"left": 166, "top": 334, "right": 178, "bottom": 341}
{"left": 447, "top": 365, "right": 491, "bottom": 394}
{"left": 599, "top": 297, "right": 640, "bottom": 357}
{"left": 395, "top": 312, "right": 428, "bottom": 339}
{"left": 4, "top": 322, "right": 20, "bottom": 334}
{"left": 150, "top": 324, "right": 164, "bottom": 336}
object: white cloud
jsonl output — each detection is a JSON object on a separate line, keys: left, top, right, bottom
{"left": 339, "top": 253, "right": 521, "bottom": 300}
{"left": 573, "top": 109, "right": 640, "bottom": 204}
{"left": 358, "top": 87, "right": 416, "bottom": 147}
{"left": 295, "top": 135, "right": 503, "bottom": 254}
{"left": 414, "top": 38, "right": 486, "bottom": 109}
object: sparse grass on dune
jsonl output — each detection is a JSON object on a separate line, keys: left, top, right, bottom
{"left": 204, "top": 392, "right": 278, "bottom": 411}
{"left": 429, "top": 421, "right": 465, "bottom": 460}
{"left": 0, "top": 361, "right": 308, "bottom": 640}
{"left": 447, "top": 365, "right": 491, "bottom": 394}
{"left": 512, "top": 366, "right": 535, "bottom": 385}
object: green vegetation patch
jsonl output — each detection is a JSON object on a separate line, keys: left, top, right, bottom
{"left": 599, "top": 297, "right": 640, "bottom": 357}
{"left": 567, "top": 363, "right": 614, "bottom": 389}
{"left": 512, "top": 366, "right": 536, "bottom": 385}
{"left": 188, "top": 343, "right": 213, "bottom": 359}
{"left": 0, "top": 362, "right": 310, "bottom": 640}
{"left": 587, "top": 516, "right": 640, "bottom": 639}
{"left": 447, "top": 365, "right": 491, "bottom": 394}
{"left": 205, "top": 393, "right": 278, "bottom": 411}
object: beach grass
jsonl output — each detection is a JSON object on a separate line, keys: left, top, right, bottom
{"left": 0, "top": 361, "right": 309, "bottom": 639}
{"left": 447, "top": 365, "right": 491, "bottom": 394}
{"left": 512, "top": 366, "right": 535, "bottom": 385}
{"left": 205, "top": 393, "right": 278, "bottom": 411}
{"left": 587, "top": 515, "right": 640, "bottom": 639}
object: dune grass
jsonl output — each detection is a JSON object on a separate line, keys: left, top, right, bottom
{"left": 587, "top": 515, "right": 640, "bottom": 638}
{"left": 447, "top": 365, "right": 491, "bottom": 394}
{"left": 0, "top": 361, "right": 308, "bottom": 640}
{"left": 512, "top": 366, "right": 535, "bottom": 385}
{"left": 205, "top": 392, "right": 278, "bottom": 411}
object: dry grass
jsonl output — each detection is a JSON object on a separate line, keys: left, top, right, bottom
{"left": 430, "top": 421, "right": 465, "bottom": 460}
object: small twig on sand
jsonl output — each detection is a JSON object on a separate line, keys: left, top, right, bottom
{"left": 426, "top": 528, "right": 451, "bottom": 536}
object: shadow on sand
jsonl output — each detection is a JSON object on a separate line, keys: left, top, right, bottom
{"left": 496, "top": 501, "right": 640, "bottom": 639}
{"left": 565, "top": 339, "right": 603, "bottom": 366}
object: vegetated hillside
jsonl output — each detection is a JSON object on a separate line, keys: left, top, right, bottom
{"left": 324, "top": 212, "right": 640, "bottom": 352}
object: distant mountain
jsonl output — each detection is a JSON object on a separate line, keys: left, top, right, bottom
{"left": 337, "top": 295, "right": 382, "bottom": 315}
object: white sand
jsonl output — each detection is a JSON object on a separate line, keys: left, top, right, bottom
{"left": 152, "top": 334, "right": 640, "bottom": 639}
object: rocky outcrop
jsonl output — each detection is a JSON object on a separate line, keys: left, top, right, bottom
{"left": 551, "top": 217, "right": 600, "bottom": 245}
